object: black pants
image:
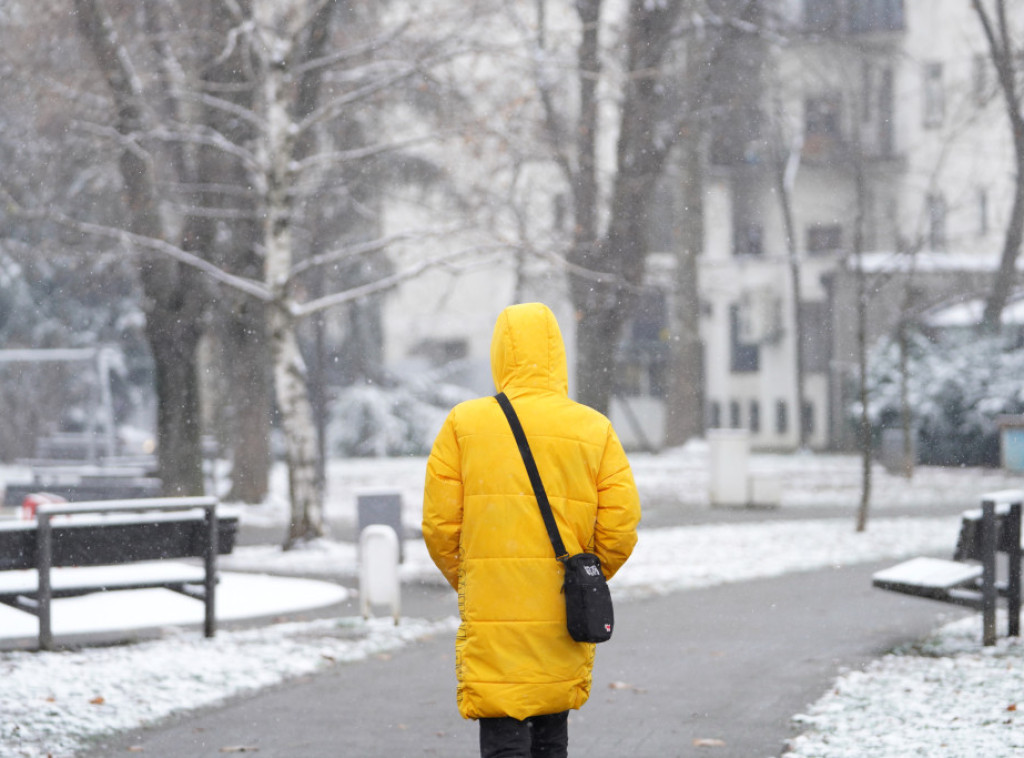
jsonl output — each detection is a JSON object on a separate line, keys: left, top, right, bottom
{"left": 479, "top": 711, "right": 569, "bottom": 758}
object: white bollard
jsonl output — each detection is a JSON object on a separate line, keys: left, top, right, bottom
{"left": 359, "top": 524, "right": 401, "bottom": 625}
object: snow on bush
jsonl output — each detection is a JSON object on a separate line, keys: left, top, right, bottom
{"left": 328, "top": 372, "right": 474, "bottom": 457}
{"left": 857, "top": 329, "right": 1024, "bottom": 466}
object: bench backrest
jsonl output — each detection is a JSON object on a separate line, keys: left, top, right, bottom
{"left": 2, "top": 479, "right": 163, "bottom": 507}
{"left": 954, "top": 493, "right": 1023, "bottom": 562}
{"left": 0, "top": 498, "right": 238, "bottom": 571}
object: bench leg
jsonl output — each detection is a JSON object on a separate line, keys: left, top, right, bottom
{"left": 981, "top": 500, "right": 998, "bottom": 646}
{"left": 37, "top": 513, "right": 54, "bottom": 651}
{"left": 204, "top": 505, "right": 217, "bottom": 638}
{"left": 1009, "top": 503, "right": 1022, "bottom": 638}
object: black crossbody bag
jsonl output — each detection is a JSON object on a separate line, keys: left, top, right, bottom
{"left": 495, "top": 392, "right": 614, "bottom": 643}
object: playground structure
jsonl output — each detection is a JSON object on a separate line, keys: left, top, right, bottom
{"left": 0, "top": 346, "right": 121, "bottom": 463}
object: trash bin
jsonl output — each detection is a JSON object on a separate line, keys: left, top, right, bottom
{"left": 879, "top": 427, "right": 916, "bottom": 475}
{"left": 357, "top": 490, "right": 404, "bottom": 563}
{"left": 708, "top": 429, "right": 750, "bottom": 507}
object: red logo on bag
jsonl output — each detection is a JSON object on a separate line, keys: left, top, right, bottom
{"left": 605, "top": 624, "right": 612, "bottom": 632}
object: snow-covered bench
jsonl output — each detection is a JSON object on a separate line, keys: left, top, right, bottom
{"left": 2, "top": 468, "right": 162, "bottom": 507}
{"left": 873, "top": 490, "right": 1022, "bottom": 646}
{"left": 0, "top": 497, "right": 237, "bottom": 650}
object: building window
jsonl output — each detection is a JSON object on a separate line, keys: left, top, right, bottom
{"left": 803, "top": 0, "right": 840, "bottom": 33}
{"left": 734, "top": 223, "right": 764, "bottom": 257}
{"left": 878, "top": 67, "right": 895, "bottom": 156}
{"left": 806, "top": 224, "right": 842, "bottom": 255}
{"left": 922, "top": 62, "right": 944, "bottom": 129}
{"left": 802, "top": 401, "right": 815, "bottom": 437}
{"left": 850, "top": 0, "right": 904, "bottom": 33}
{"left": 729, "top": 400, "right": 742, "bottom": 429}
{"left": 978, "top": 187, "right": 989, "bottom": 237}
{"left": 729, "top": 305, "right": 760, "bottom": 373}
{"left": 805, "top": 94, "right": 842, "bottom": 139}
{"left": 709, "top": 401, "right": 722, "bottom": 429}
{"left": 927, "top": 193, "right": 947, "bottom": 251}
{"left": 776, "top": 400, "right": 788, "bottom": 435}
{"left": 749, "top": 400, "right": 761, "bottom": 433}
{"left": 861, "top": 62, "right": 873, "bottom": 122}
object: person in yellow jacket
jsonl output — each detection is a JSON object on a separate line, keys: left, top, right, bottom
{"left": 422, "top": 302, "right": 641, "bottom": 758}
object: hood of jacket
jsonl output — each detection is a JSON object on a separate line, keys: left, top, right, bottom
{"left": 490, "top": 302, "right": 569, "bottom": 395}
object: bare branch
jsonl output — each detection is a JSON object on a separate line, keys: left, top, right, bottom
{"left": 294, "top": 62, "right": 424, "bottom": 137}
{"left": 531, "top": 245, "right": 647, "bottom": 295}
{"left": 160, "top": 181, "right": 256, "bottom": 199}
{"left": 292, "top": 21, "right": 412, "bottom": 76}
{"left": 290, "top": 133, "right": 436, "bottom": 174}
{"left": 289, "top": 226, "right": 463, "bottom": 280}
{"left": 56, "top": 213, "right": 272, "bottom": 301}
{"left": 293, "top": 245, "right": 506, "bottom": 318}
{"left": 169, "top": 89, "right": 263, "bottom": 130}
{"left": 293, "top": 35, "right": 471, "bottom": 139}
{"left": 168, "top": 204, "right": 262, "bottom": 221}
{"left": 149, "top": 125, "right": 261, "bottom": 174}
{"left": 72, "top": 119, "right": 155, "bottom": 168}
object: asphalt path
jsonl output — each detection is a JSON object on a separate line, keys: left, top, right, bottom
{"left": 76, "top": 558, "right": 971, "bottom": 757}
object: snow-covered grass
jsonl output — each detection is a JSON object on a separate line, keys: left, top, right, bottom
{"left": 785, "top": 615, "right": 1022, "bottom": 757}
{"left": 244, "top": 442, "right": 1024, "bottom": 535}
{"left": 221, "top": 514, "right": 964, "bottom": 600}
{"left": 0, "top": 449, "right": 1022, "bottom": 758}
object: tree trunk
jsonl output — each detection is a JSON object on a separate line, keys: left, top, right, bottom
{"left": 568, "top": 0, "right": 685, "bottom": 414}
{"left": 573, "top": 290, "right": 626, "bottom": 411}
{"left": 74, "top": 0, "right": 205, "bottom": 495}
{"left": 898, "top": 317, "right": 914, "bottom": 479}
{"left": 221, "top": 292, "right": 272, "bottom": 504}
{"left": 974, "top": 0, "right": 1024, "bottom": 329}
{"left": 567, "top": 0, "right": 604, "bottom": 407}
{"left": 147, "top": 302, "right": 205, "bottom": 495}
{"left": 258, "top": 6, "right": 326, "bottom": 545}
{"left": 202, "top": 0, "right": 272, "bottom": 504}
{"left": 777, "top": 150, "right": 809, "bottom": 449}
{"left": 664, "top": 136, "right": 705, "bottom": 447}
{"left": 270, "top": 302, "right": 323, "bottom": 547}
{"left": 853, "top": 165, "right": 872, "bottom": 532}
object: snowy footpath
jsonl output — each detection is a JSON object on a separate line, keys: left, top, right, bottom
{"left": 0, "top": 444, "right": 1021, "bottom": 757}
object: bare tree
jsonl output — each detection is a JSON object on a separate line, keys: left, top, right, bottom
{"left": 65, "top": 0, "right": 488, "bottom": 546}
{"left": 73, "top": 0, "right": 208, "bottom": 496}
{"left": 853, "top": 158, "right": 872, "bottom": 533}
{"left": 973, "top": 0, "right": 1024, "bottom": 329}
{"left": 524, "top": 0, "right": 764, "bottom": 415}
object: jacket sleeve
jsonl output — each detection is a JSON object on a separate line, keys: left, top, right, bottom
{"left": 422, "top": 410, "right": 464, "bottom": 590}
{"left": 593, "top": 425, "right": 641, "bottom": 580}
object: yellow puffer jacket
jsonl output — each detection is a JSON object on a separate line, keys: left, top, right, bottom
{"left": 422, "top": 302, "right": 641, "bottom": 721}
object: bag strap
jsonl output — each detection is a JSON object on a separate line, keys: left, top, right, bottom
{"left": 495, "top": 392, "right": 569, "bottom": 561}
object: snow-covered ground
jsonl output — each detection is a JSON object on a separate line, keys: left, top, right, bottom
{"left": 0, "top": 445, "right": 1022, "bottom": 757}
{"left": 785, "top": 615, "right": 1022, "bottom": 756}
{"left": 243, "top": 441, "right": 1024, "bottom": 534}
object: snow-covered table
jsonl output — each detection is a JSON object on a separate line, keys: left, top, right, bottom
{"left": 0, "top": 497, "right": 237, "bottom": 649}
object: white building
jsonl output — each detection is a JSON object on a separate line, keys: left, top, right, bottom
{"left": 699, "top": 0, "right": 1017, "bottom": 451}
{"left": 378, "top": 0, "right": 1019, "bottom": 453}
